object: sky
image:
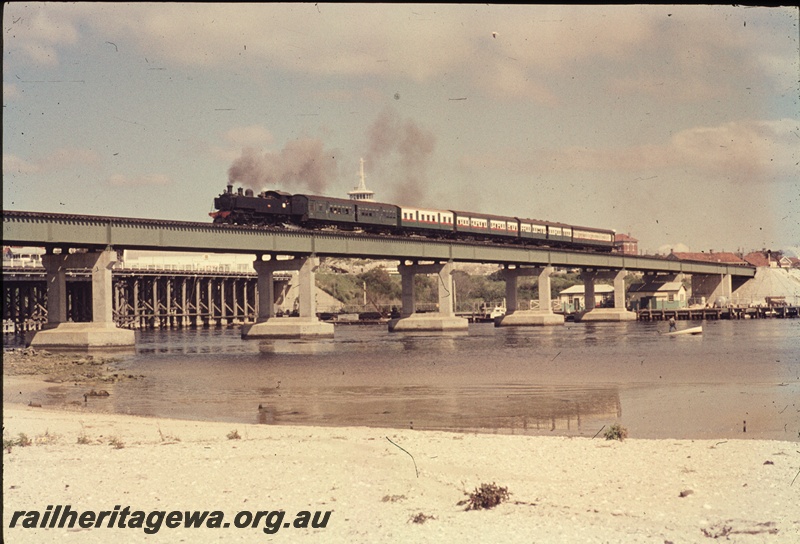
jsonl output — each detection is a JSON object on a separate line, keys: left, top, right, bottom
{"left": 3, "top": 3, "right": 799, "bottom": 256}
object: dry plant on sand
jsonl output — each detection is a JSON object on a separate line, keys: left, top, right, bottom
{"left": 463, "top": 482, "right": 510, "bottom": 511}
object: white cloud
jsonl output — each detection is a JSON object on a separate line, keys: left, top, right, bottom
{"left": 106, "top": 173, "right": 171, "bottom": 187}
{"left": 2, "top": 148, "right": 101, "bottom": 175}
{"left": 657, "top": 243, "right": 691, "bottom": 255}
{"left": 207, "top": 125, "right": 276, "bottom": 162}
{"left": 3, "top": 154, "right": 39, "bottom": 175}
{"left": 3, "top": 3, "right": 79, "bottom": 65}
{"left": 3, "top": 83, "right": 20, "bottom": 101}
{"left": 223, "top": 125, "right": 274, "bottom": 149}
{"left": 7, "top": 4, "right": 795, "bottom": 107}
{"left": 460, "top": 118, "right": 799, "bottom": 184}
{"left": 671, "top": 119, "right": 799, "bottom": 183}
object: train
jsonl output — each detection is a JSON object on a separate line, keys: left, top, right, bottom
{"left": 210, "top": 184, "right": 616, "bottom": 252}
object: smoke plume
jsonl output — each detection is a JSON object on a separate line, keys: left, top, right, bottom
{"left": 364, "top": 107, "right": 436, "bottom": 206}
{"left": 227, "top": 138, "right": 338, "bottom": 193}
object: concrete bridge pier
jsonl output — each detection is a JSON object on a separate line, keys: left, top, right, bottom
{"left": 29, "top": 249, "right": 136, "bottom": 350}
{"left": 495, "top": 265, "right": 564, "bottom": 326}
{"left": 691, "top": 273, "right": 732, "bottom": 307}
{"left": 242, "top": 255, "right": 334, "bottom": 339}
{"left": 575, "top": 269, "right": 637, "bottom": 322}
{"left": 388, "top": 260, "right": 468, "bottom": 332}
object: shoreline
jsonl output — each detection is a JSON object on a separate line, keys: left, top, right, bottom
{"left": 4, "top": 403, "right": 800, "bottom": 543}
{"left": 3, "top": 345, "right": 799, "bottom": 443}
{"left": 4, "top": 346, "right": 800, "bottom": 542}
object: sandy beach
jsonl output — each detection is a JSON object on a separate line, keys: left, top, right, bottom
{"left": 3, "top": 348, "right": 799, "bottom": 543}
{"left": 3, "top": 396, "right": 798, "bottom": 543}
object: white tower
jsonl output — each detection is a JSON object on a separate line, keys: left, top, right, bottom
{"left": 347, "top": 158, "right": 375, "bottom": 201}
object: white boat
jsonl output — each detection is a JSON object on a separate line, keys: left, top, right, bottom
{"left": 665, "top": 325, "right": 703, "bottom": 336}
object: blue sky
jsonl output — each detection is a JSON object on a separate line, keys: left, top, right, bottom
{"left": 3, "top": 4, "right": 799, "bottom": 255}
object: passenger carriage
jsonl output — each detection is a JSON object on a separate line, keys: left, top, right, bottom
{"left": 353, "top": 201, "right": 400, "bottom": 231}
{"left": 546, "top": 222, "right": 573, "bottom": 245}
{"left": 452, "top": 211, "right": 518, "bottom": 241}
{"left": 292, "top": 195, "right": 400, "bottom": 231}
{"left": 399, "top": 206, "right": 454, "bottom": 234}
{"left": 517, "top": 217, "right": 549, "bottom": 243}
{"left": 571, "top": 226, "right": 615, "bottom": 250}
{"left": 291, "top": 194, "right": 357, "bottom": 228}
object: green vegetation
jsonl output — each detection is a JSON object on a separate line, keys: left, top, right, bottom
{"left": 316, "top": 273, "right": 368, "bottom": 307}
{"left": 604, "top": 423, "right": 628, "bottom": 441}
{"left": 316, "top": 260, "right": 585, "bottom": 314}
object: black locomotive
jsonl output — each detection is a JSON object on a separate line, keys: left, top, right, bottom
{"left": 211, "top": 184, "right": 615, "bottom": 251}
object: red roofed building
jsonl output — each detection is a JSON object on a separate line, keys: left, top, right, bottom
{"left": 745, "top": 251, "right": 794, "bottom": 269}
{"left": 613, "top": 233, "right": 638, "bottom": 255}
{"left": 743, "top": 251, "right": 772, "bottom": 267}
{"left": 666, "top": 250, "right": 748, "bottom": 265}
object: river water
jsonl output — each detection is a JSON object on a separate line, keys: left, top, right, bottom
{"left": 7, "top": 320, "right": 800, "bottom": 441}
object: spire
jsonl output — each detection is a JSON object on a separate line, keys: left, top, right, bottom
{"left": 347, "top": 158, "right": 375, "bottom": 201}
{"left": 358, "top": 158, "right": 368, "bottom": 191}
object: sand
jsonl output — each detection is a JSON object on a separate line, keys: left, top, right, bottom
{"left": 3, "top": 398, "right": 799, "bottom": 543}
{"left": 3, "top": 349, "right": 799, "bottom": 542}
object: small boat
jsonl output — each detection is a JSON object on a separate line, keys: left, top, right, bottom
{"left": 665, "top": 325, "right": 703, "bottom": 336}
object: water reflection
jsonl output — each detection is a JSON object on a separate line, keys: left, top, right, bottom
{"left": 6, "top": 320, "right": 799, "bottom": 440}
{"left": 396, "top": 334, "right": 460, "bottom": 352}
{"left": 256, "top": 339, "right": 337, "bottom": 355}
{"left": 247, "top": 384, "right": 622, "bottom": 436}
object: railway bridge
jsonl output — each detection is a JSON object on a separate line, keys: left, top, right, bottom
{"left": 3, "top": 210, "right": 756, "bottom": 349}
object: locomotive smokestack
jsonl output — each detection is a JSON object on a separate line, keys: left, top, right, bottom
{"left": 227, "top": 184, "right": 233, "bottom": 194}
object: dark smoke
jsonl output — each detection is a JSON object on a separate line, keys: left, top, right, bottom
{"left": 227, "top": 138, "right": 338, "bottom": 193}
{"left": 364, "top": 108, "right": 436, "bottom": 206}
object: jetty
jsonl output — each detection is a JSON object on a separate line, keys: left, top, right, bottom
{"left": 637, "top": 306, "right": 798, "bottom": 321}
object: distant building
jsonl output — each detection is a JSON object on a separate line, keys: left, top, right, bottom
{"left": 557, "top": 284, "right": 615, "bottom": 313}
{"left": 347, "top": 158, "right": 375, "bottom": 202}
{"left": 3, "top": 246, "right": 45, "bottom": 268}
{"left": 667, "top": 250, "right": 748, "bottom": 265}
{"left": 614, "top": 233, "right": 638, "bottom": 255}
{"left": 628, "top": 281, "right": 687, "bottom": 310}
{"left": 743, "top": 250, "right": 793, "bottom": 269}
{"left": 120, "top": 250, "right": 256, "bottom": 273}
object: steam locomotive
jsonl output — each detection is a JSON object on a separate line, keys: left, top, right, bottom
{"left": 211, "top": 184, "right": 615, "bottom": 252}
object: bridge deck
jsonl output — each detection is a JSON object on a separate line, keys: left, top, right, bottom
{"left": 3, "top": 210, "right": 755, "bottom": 277}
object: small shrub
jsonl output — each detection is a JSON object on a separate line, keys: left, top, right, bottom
{"left": 77, "top": 433, "right": 91, "bottom": 445}
{"left": 108, "top": 436, "right": 125, "bottom": 449}
{"left": 35, "top": 431, "right": 59, "bottom": 445}
{"left": 464, "top": 482, "right": 510, "bottom": 511}
{"left": 604, "top": 423, "right": 628, "bottom": 441}
{"left": 409, "top": 512, "right": 435, "bottom": 524}
{"left": 227, "top": 430, "right": 241, "bottom": 440}
{"left": 15, "top": 433, "right": 32, "bottom": 447}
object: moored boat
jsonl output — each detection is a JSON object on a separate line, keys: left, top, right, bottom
{"left": 665, "top": 325, "right": 703, "bottom": 336}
